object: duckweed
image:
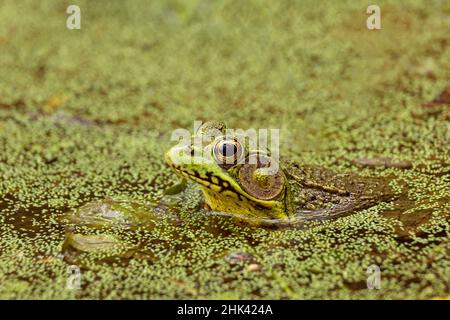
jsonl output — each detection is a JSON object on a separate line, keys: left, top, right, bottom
{"left": 0, "top": 0, "right": 449, "bottom": 299}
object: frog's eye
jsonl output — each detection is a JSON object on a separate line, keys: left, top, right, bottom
{"left": 213, "top": 138, "right": 243, "bottom": 168}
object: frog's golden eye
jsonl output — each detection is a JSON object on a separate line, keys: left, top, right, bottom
{"left": 213, "top": 138, "right": 243, "bottom": 169}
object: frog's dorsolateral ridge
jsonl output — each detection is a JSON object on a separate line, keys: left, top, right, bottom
{"left": 165, "top": 121, "right": 394, "bottom": 223}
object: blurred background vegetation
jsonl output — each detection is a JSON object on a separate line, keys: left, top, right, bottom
{"left": 0, "top": 0, "right": 448, "bottom": 299}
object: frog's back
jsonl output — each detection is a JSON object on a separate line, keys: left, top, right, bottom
{"left": 284, "top": 162, "right": 394, "bottom": 222}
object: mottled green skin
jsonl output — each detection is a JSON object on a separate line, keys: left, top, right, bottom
{"left": 284, "top": 162, "right": 394, "bottom": 223}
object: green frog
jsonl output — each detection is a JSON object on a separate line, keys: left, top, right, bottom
{"left": 165, "top": 121, "right": 393, "bottom": 223}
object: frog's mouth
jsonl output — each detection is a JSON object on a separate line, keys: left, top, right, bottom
{"left": 166, "top": 155, "right": 257, "bottom": 200}
{"left": 166, "top": 161, "right": 237, "bottom": 195}
{"left": 165, "top": 151, "right": 290, "bottom": 220}
{"left": 164, "top": 148, "right": 235, "bottom": 193}
{"left": 165, "top": 148, "right": 287, "bottom": 210}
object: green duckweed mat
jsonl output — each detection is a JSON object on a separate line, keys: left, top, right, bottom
{"left": 0, "top": 0, "right": 449, "bottom": 299}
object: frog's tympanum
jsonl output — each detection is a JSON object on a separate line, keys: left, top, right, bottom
{"left": 165, "top": 121, "right": 393, "bottom": 223}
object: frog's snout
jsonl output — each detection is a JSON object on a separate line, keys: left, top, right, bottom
{"left": 165, "top": 145, "right": 191, "bottom": 168}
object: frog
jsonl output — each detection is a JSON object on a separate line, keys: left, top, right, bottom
{"left": 165, "top": 121, "right": 394, "bottom": 224}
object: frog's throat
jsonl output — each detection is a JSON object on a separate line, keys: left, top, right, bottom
{"left": 201, "top": 188, "right": 288, "bottom": 220}
{"left": 169, "top": 164, "right": 289, "bottom": 220}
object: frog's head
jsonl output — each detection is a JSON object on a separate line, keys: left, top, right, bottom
{"left": 165, "top": 121, "right": 291, "bottom": 220}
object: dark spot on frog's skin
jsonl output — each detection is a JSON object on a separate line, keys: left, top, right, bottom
{"left": 203, "top": 171, "right": 246, "bottom": 200}
{"left": 292, "top": 162, "right": 306, "bottom": 174}
{"left": 252, "top": 203, "right": 270, "bottom": 211}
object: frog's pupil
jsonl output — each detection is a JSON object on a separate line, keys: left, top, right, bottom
{"left": 222, "top": 143, "right": 237, "bottom": 157}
